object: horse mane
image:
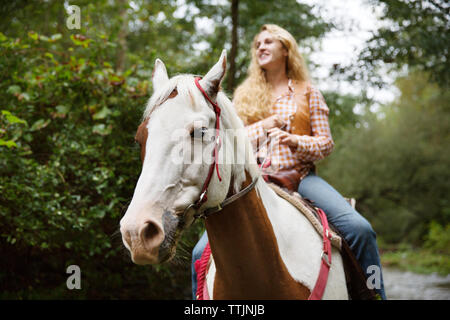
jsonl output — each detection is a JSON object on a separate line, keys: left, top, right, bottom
{"left": 143, "top": 74, "right": 260, "bottom": 193}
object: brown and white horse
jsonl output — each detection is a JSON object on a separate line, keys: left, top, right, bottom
{"left": 120, "top": 51, "right": 348, "bottom": 299}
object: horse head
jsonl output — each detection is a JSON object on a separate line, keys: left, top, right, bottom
{"left": 120, "top": 50, "right": 258, "bottom": 265}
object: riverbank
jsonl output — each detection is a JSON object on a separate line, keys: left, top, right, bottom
{"left": 380, "top": 245, "right": 450, "bottom": 276}
{"left": 380, "top": 244, "right": 450, "bottom": 299}
{"left": 382, "top": 266, "right": 450, "bottom": 300}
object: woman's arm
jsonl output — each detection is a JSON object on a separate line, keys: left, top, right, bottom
{"left": 246, "top": 115, "right": 285, "bottom": 150}
{"left": 246, "top": 120, "right": 266, "bottom": 149}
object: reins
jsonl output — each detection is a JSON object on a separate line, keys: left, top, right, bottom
{"left": 194, "top": 77, "right": 222, "bottom": 184}
{"left": 182, "top": 77, "right": 258, "bottom": 220}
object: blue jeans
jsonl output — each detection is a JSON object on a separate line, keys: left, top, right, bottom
{"left": 298, "top": 172, "right": 386, "bottom": 299}
{"left": 191, "top": 172, "right": 387, "bottom": 300}
{"left": 191, "top": 231, "right": 208, "bottom": 299}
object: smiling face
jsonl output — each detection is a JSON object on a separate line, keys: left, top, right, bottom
{"left": 255, "top": 30, "right": 288, "bottom": 71}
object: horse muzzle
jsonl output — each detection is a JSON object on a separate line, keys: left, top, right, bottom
{"left": 120, "top": 211, "right": 165, "bottom": 265}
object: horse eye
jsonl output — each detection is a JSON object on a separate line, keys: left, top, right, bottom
{"left": 190, "top": 127, "right": 208, "bottom": 139}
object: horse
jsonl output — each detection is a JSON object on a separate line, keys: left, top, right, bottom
{"left": 119, "top": 50, "right": 348, "bottom": 299}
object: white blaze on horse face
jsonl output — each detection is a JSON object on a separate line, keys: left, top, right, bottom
{"left": 121, "top": 51, "right": 234, "bottom": 265}
{"left": 120, "top": 101, "right": 189, "bottom": 264}
{"left": 120, "top": 95, "right": 218, "bottom": 264}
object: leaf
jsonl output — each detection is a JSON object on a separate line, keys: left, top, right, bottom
{"left": 51, "top": 105, "right": 69, "bottom": 119}
{"left": 1, "top": 110, "right": 27, "bottom": 125}
{"left": 18, "top": 93, "right": 30, "bottom": 101}
{"left": 7, "top": 85, "right": 21, "bottom": 95}
{"left": 44, "top": 52, "right": 54, "bottom": 60}
{"left": 55, "top": 105, "right": 69, "bottom": 115}
{"left": 30, "top": 119, "right": 51, "bottom": 131}
{"left": 92, "top": 124, "right": 112, "bottom": 136}
{"left": 70, "top": 34, "right": 92, "bottom": 48}
{"left": 28, "top": 31, "right": 39, "bottom": 41}
{"left": 109, "top": 74, "right": 125, "bottom": 86}
{"left": 50, "top": 34, "right": 62, "bottom": 41}
{"left": 0, "top": 139, "right": 17, "bottom": 148}
{"left": 92, "top": 107, "right": 111, "bottom": 120}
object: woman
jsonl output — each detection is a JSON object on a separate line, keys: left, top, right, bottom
{"left": 192, "top": 24, "right": 386, "bottom": 300}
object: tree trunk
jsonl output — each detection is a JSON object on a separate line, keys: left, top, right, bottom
{"left": 227, "top": 0, "right": 239, "bottom": 92}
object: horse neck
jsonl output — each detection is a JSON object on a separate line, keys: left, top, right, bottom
{"left": 204, "top": 172, "right": 310, "bottom": 299}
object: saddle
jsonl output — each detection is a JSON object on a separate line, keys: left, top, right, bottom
{"left": 268, "top": 183, "right": 377, "bottom": 300}
{"left": 195, "top": 183, "right": 377, "bottom": 300}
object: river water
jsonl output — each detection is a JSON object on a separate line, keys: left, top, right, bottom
{"left": 382, "top": 266, "right": 450, "bottom": 300}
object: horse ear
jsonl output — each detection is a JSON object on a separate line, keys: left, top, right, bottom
{"left": 152, "top": 59, "right": 169, "bottom": 92}
{"left": 199, "top": 50, "right": 227, "bottom": 96}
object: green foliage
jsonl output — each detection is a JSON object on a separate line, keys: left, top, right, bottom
{"left": 0, "top": 29, "right": 203, "bottom": 299}
{"left": 319, "top": 71, "right": 450, "bottom": 245}
{"left": 0, "top": 110, "right": 28, "bottom": 148}
{"left": 322, "top": 91, "right": 361, "bottom": 141}
{"left": 186, "top": 0, "right": 332, "bottom": 91}
{"left": 424, "top": 221, "right": 450, "bottom": 255}
{"left": 381, "top": 246, "right": 450, "bottom": 276}
{"left": 350, "top": 0, "right": 450, "bottom": 88}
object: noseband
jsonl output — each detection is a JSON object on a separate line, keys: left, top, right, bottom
{"left": 183, "top": 77, "right": 258, "bottom": 220}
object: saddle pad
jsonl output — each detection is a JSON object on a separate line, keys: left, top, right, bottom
{"left": 267, "top": 183, "right": 342, "bottom": 251}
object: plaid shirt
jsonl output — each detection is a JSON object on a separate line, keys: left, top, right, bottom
{"left": 245, "top": 80, "right": 334, "bottom": 180}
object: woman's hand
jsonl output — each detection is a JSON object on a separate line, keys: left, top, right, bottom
{"left": 268, "top": 127, "right": 299, "bottom": 148}
{"left": 262, "top": 114, "right": 285, "bottom": 131}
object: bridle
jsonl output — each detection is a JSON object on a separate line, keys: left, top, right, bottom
{"left": 182, "top": 77, "right": 258, "bottom": 220}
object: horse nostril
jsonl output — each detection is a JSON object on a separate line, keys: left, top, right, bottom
{"left": 140, "top": 220, "right": 164, "bottom": 250}
{"left": 143, "top": 221, "right": 159, "bottom": 240}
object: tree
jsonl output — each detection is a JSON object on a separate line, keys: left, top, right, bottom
{"left": 0, "top": 2, "right": 199, "bottom": 298}
{"left": 334, "top": 0, "right": 450, "bottom": 89}
{"left": 187, "top": 0, "right": 333, "bottom": 92}
{"left": 320, "top": 70, "right": 450, "bottom": 244}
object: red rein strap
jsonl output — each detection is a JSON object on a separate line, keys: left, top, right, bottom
{"left": 308, "top": 208, "right": 332, "bottom": 300}
{"left": 194, "top": 77, "right": 222, "bottom": 207}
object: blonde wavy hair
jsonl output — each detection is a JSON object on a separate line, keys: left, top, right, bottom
{"left": 233, "top": 24, "right": 310, "bottom": 125}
